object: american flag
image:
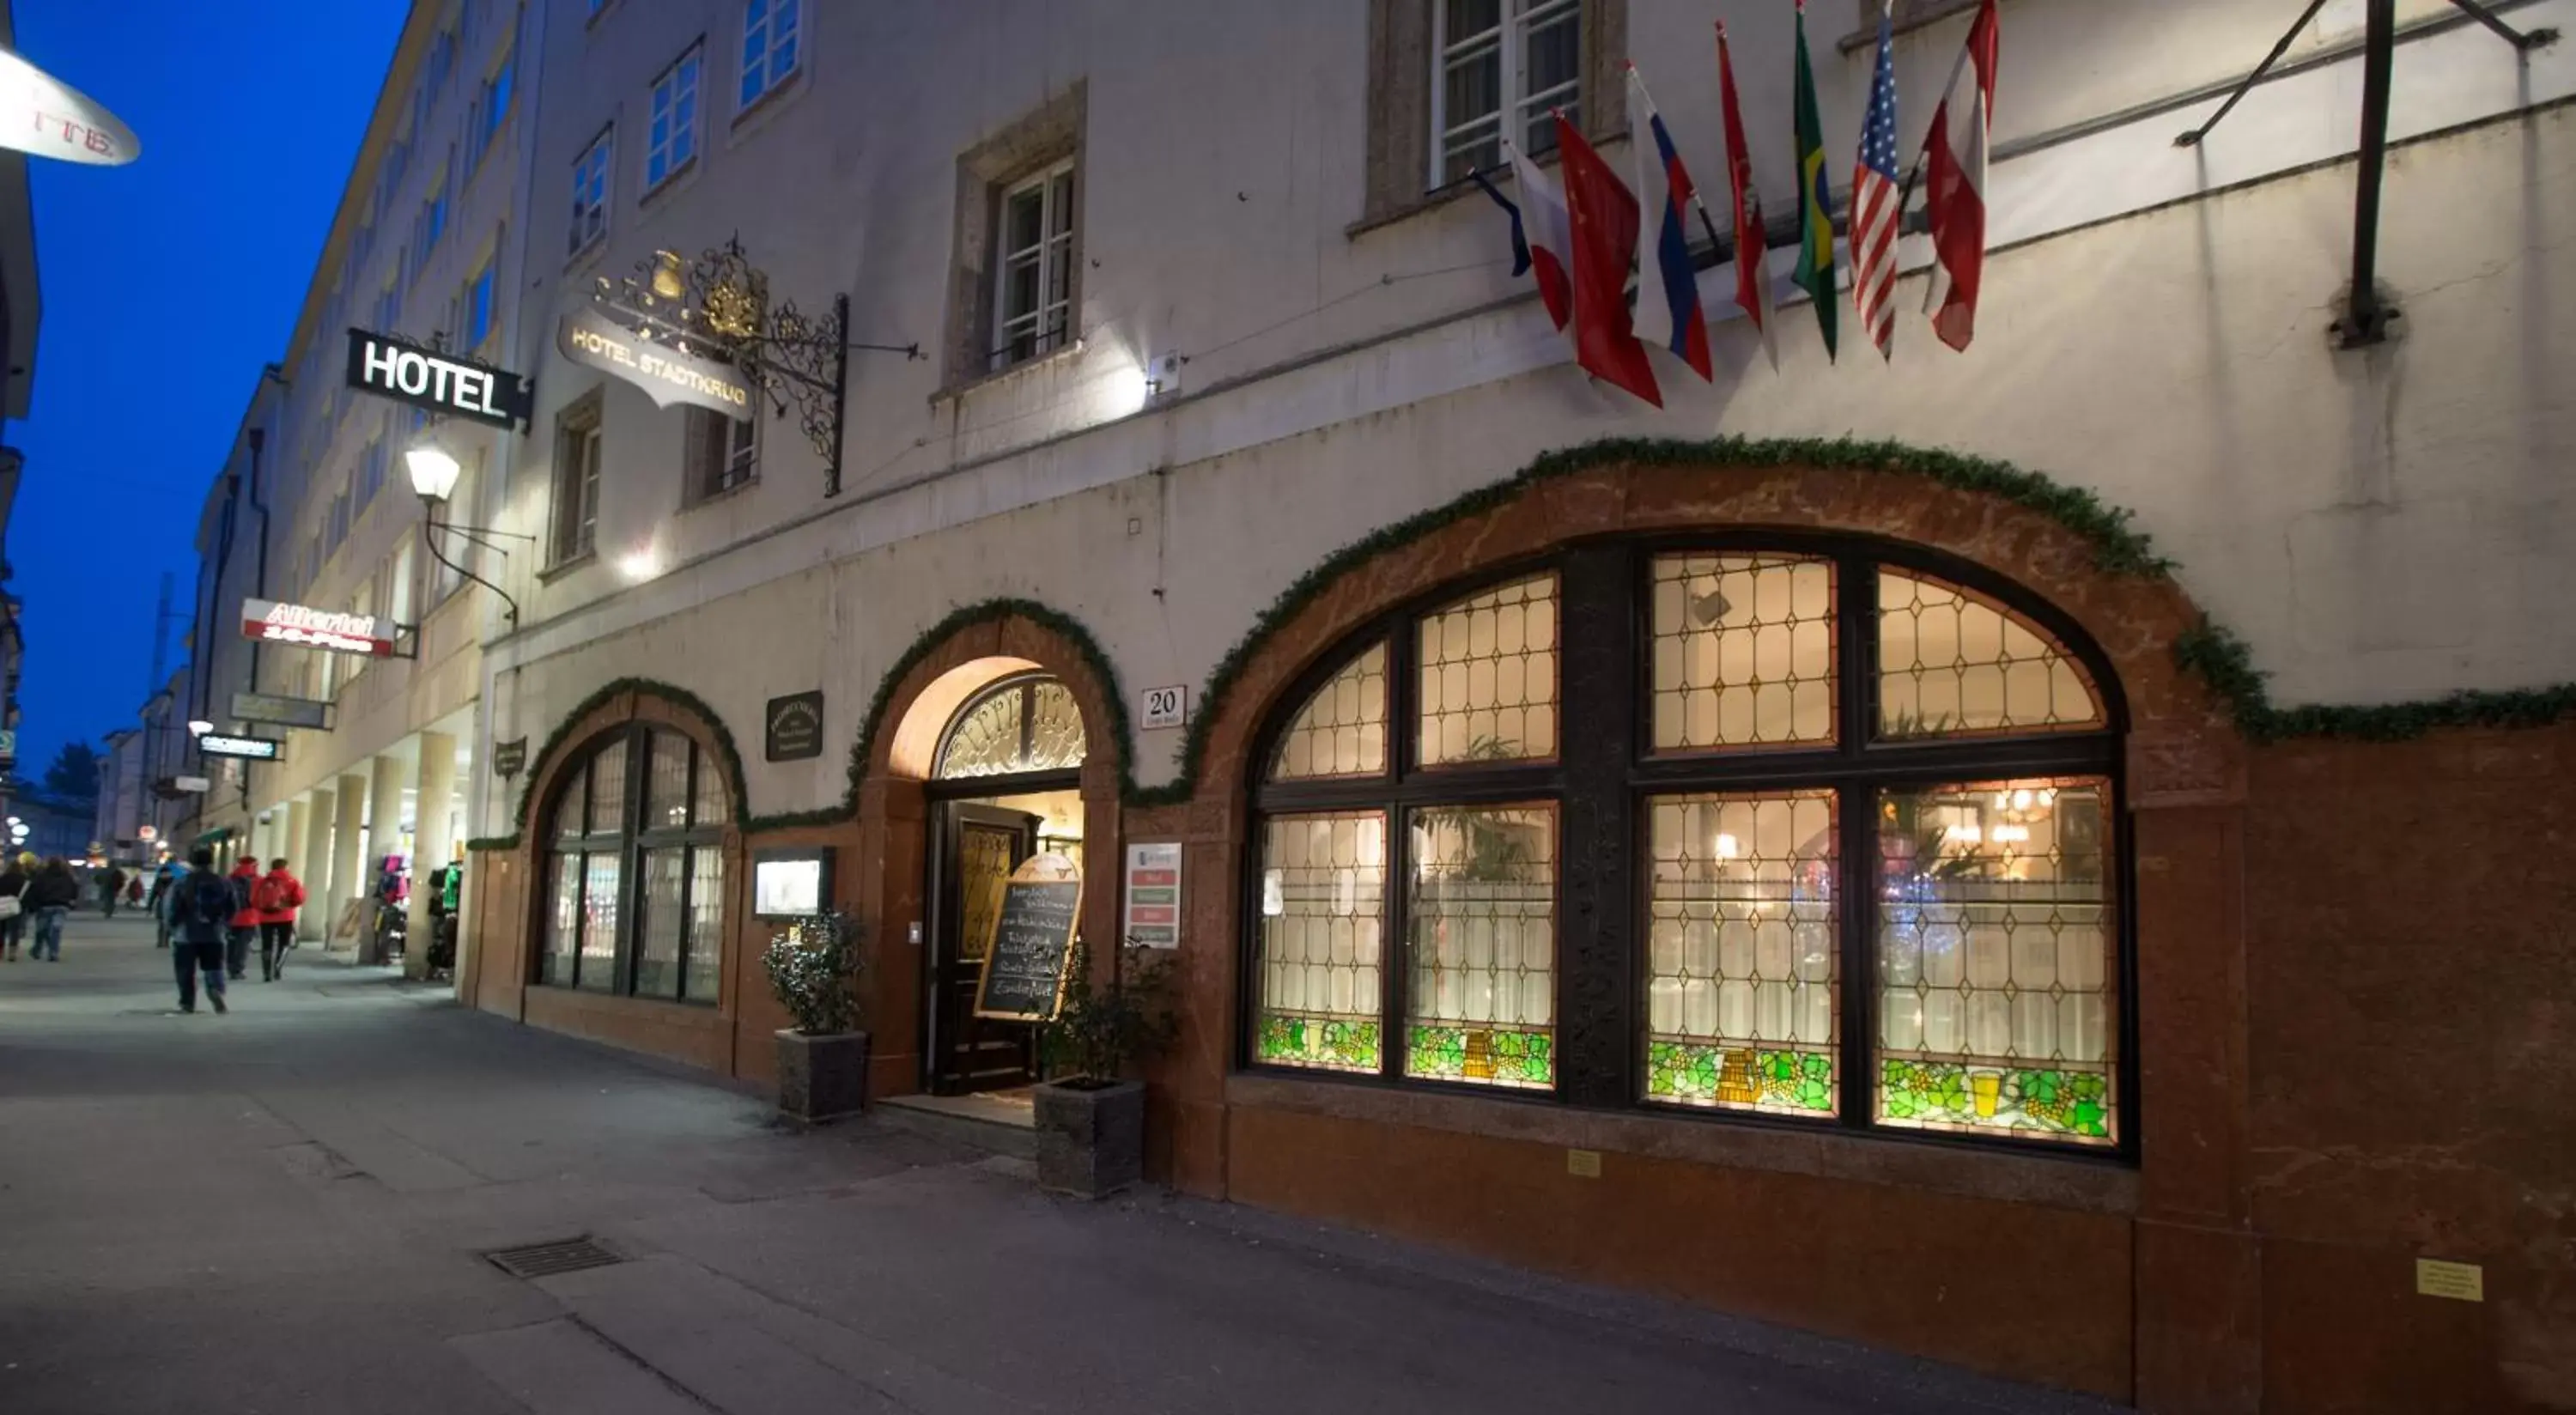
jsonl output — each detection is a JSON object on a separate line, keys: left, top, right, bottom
{"left": 1850, "top": 5, "right": 1902, "bottom": 360}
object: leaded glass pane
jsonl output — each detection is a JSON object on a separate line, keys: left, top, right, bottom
{"left": 1879, "top": 571, "right": 2103, "bottom": 738}
{"left": 586, "top": 738, "right": 629, "bottom": 833}
{"left": 1405, "top": 804, "right": 1555, "bottom": 1090}
{"left": 936, "top": 685, "right": 1024, "bottom": 778}
{"left": 635, "top": 847, "right": 685, "bottom": 999}
{"left": 646, "top": 730, "right": 691, "bottom": 832}
{"left": 683, "top": 847, "right": 725, "bottom": 1004}
{"left": 1255, "top": 812, "right": 1386, "bottom": 1074}
{"left": 576, "top": 853, "right": 622, "bottom": 992}
{"left": 1875, "top": 778, "right": 2115, "bottom": 1145}
{"left": 692, "top": 745, "right": 730, "bottom": 827}
{"left": 543, "top": 852, "right": 580, "bottom": 986}
{"left": 1645, "top": 791, "right": 1838, "bottom": 1116}
{"left": 1025, "top": 679, "right": 1087, "bottom": 771}
{"left": 1650, "top": 554, "right": 1835, "bottom": 751}
{"left": 1270, "top": 642, "right": 1389, "bottom": 780}
{"left": 553, "top": 767, "right": 587, "bottom": 845}
{"left": 1417, "top": 574, "right": 1558, "bottom": 767}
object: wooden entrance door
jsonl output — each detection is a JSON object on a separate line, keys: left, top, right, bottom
{"left": 928, "top": 804, "right": 1041, "bottom": 1093}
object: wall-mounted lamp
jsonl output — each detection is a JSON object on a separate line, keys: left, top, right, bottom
{"left": 186, "top": 720, "right": 214, "bottom": 738}
{"left": 409, "top": 428, "right": 531, "bottom": 628}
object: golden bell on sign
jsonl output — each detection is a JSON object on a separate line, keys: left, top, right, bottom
{"left": 649, "top": 249, "right": 686, "bottom": 301}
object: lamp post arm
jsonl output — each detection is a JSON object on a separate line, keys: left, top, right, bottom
{"left": 420, "top": 513, "right": 521, "bottom": 629}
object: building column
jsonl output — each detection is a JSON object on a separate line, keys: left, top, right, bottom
{"left": 281, "top": 800, "right": 309, "bottom": 889}
{"left": 331, "top": 773, "right": 368, "bottom": 956}
{"left": 404, "top": 732, "right": 457, "bottom": 982}
{"left": 298, "top": 785, "right": 335, "bottom": 943}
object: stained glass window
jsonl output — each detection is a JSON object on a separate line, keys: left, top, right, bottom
{"left": 1270, "top": 642, "right": 1389, "bottom": 780}
{"left": 933, "top": 675, "right": 1091, "bottom": 779}
{"left": 684, "top": 850, "right": 726, "bottom": 1004}
{"left": 1646, "top": 791, "right": 1837, "bottom": 1115}
{"left": 1406, "top": 804, "right": 1555, "bottom": 1090}
{"left": 539, "top": 722, "right": 731, "bottom": 1004}
{"left": 1879, "top": 571, "right": 2102, "bottom": 739}
{"left": 647, "top": 730, "right": 691, "bottom": 832}
{"left": 543, "top": 853, "right": 580, "bottom": 987}
{"left": 1255, "top": 813, "right": 1387, "bottom": 1074}
{"left": 1418, "top": 574, "right": 1557, "bottom": 767}
{"left": 635, "top": 847, "right": 687, "bottom": 1000}
{"left": 1875, "top": 778, "right": 2115, "bottom": 1145}
{"left": 1650, "top": 554, "right": 1835, "bottom": 751}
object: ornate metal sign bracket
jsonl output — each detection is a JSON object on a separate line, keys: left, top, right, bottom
{"left": 592, "top": 237, "right": 921, "bottom": 496}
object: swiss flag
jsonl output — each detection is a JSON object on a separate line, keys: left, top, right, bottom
{"left": 1552, "top": 112, "right": 1662, "bottom": 408}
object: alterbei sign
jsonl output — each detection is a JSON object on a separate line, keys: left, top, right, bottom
{"left": 345, "top": 329, "right": 535, "bottom": 430}
{"left": 240, "top": 599, "right": 398, "bottom": 658}
{"left": 557, "top": 307, "right": 754, "bottom": 419}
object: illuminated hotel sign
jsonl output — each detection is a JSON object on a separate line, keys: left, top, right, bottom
{"left": 240, "top": 598, "right": 399, "bottom": 657}
{"left": 198, "top": 733, "right": 283, "bottom": 762}
{"left": 345, "top": 329, "right": 535, "bottom": 431}
{"left": 557, "top": 307, "right": 753, "bottom": 419}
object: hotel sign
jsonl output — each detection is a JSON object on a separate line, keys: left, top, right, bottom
{"left": 199, "top": 733, "right": 283, "bottom": 762}
{"left": 0, "top": 50, "right": 140, "bottom": 167}
{"left": 557, "top": 307, "right": 753, "bottom": 419}
{"left": 240, "top": 598, "right": 399, "bottom": 657}
{"left": 345, "top": 329, "right": 535, "bottom": 431}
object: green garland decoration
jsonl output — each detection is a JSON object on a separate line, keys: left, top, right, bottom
{"left": 2174, "top": 616, "right": 2576, "bottom": 744}
{"left": 465, "top": 677, "right": 755, "bottom": 853}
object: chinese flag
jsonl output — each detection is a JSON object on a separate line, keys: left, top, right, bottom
{"left": 1552, "top": 112, "right": 1662, "bottom": 408}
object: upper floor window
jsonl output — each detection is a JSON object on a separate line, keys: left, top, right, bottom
{"left": 1431, "top": 0, "right": 1583, "bottom": 185}
{"left": 990, "top": 159, "right": 1076, "bottom": 373}
{"left": 569, "top": 127, "right": 612, "bottom": 258}
{"left": 465, "top": 258, "right": 496, "bottom": 352}
{"left": 739, "top": 0, "right": 802, "bottom": 111}
{"left": 683, "top": 405, "right": 756, "bottom": 503}
{"left": 550, "top": 392, "right": 604, "bottom": 566}
{"left": 427, "top": 23, "right": 457, "bottom": 95}
{"left": 647, "top": 46, "right": 702, "bottom": 190}
{"left": 474, "top": 49, "right": 515, "bottom": 165}
{"left": 1249, "top": 538, "right": 2124, "bottom": 1151}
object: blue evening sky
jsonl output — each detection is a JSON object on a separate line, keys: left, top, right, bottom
{"left": 9, "top": 1, "right": 406, "bottom": 776}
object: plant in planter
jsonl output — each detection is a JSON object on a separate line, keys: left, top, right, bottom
{"left": 762, "top": 908, "right": 870, "bottom": 1123}
{"left": 1034, "top": 940, "right": 1177, "bottom": 1198}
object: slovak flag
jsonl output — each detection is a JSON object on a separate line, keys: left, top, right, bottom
{"left": 1624, "top": 64, "right": 1711, "bottom": 381}
{"left": 1473, "top": 141, "right": 1574, "bottom": 331}
{"left": 1922, "top": 0, "right": 1999, "bottom": 350}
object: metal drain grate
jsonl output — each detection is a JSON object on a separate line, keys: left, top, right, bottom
{"left": 483, "top": 1236, "right": 626, "bottom": 1279}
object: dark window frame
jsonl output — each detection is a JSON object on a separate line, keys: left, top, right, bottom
{"left": 1242, "top": 531, "right": 2137, "bottom": 1162}
{"left": 538, "top": 723, "right": 730, "bottom": 1004}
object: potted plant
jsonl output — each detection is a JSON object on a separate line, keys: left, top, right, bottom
{"left": 1034, "top": 940, "right": 1177, "bottom": 1198}
{"left": 762, "top": 908, "right": 869, "bottom": 1123}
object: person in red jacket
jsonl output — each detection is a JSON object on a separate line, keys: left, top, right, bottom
{"left": 225, "top": 855, "right": 264, "bottom": 981}
{"left": 252, "top": 859, "right": 306, "bottom": 981}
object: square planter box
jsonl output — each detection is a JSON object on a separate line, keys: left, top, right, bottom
{"left": 1033, "top": 1078, "right": 1146, "bottom": 1198}
{"left": 775, "top": 1029, "right": 871, "bottom": 1123}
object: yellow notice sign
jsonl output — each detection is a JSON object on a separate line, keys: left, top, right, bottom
{"left": 2415, "top": 1259, "right": 2484, "bottom": 1303}
{"left": 1565, "top": 1149, "right": 1602, "bottom": 1179}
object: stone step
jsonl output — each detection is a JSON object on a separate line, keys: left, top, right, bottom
{"left": 872, "top": 1089, "right": 1036, "bottom": 1160}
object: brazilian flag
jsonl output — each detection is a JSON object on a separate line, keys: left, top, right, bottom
{"left": 1790, "top": 3, "right": 1838, "bottom": 361}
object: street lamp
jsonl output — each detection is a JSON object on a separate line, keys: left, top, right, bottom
{"left": 405, "top": 440, "right": 464, "bottom": 503}
{"left": 409, "top": 429, "right": 529, "bottom": 627}
{"left": 186, "top": 719, "right": 213, "bottom": 737}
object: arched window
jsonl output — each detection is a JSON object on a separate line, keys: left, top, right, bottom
{"left": 540, "top": 725, "right": 732, "bottom": 1003}
{"left": 934, "top": 673, "right": 1088, "bottom": 780}
{"left": 1248, "top": 539, "right": 2125, "bottom": 1151}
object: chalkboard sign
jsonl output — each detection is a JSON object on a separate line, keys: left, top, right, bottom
{"left": 972, "top": 853, "right": 1082, "bottom": 1022}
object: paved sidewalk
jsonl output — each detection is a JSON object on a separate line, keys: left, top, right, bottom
{"left": 0, "top": 914, "right": 2121, "bottom": 1413}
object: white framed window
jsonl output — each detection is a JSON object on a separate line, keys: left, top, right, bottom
{"left": 389, "top": 537, "right": 416, "bottom": 627}
{"left": 552, "top": 397, "right": 604, "bottom": 566}
{"left": 990, "top": 159, "right": 1075, "bottom": 373}
{"left": 647, "top": 45, "right": 702, "bottom": 189}
{"left": 683, "top": 405, "right": 756, "bottom": 501}
{"left": 738, "top": 0, "right": 802, "bottom": 112}
{"left": 1430, "top": 0, "right": 1583, "bottom": 187}
{"left": 569, "top": 127, "right": 612, "bottom": 257}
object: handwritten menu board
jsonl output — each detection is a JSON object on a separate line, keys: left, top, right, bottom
{"left": 972, "top": 853, "right": 1082, "bottom": 1022}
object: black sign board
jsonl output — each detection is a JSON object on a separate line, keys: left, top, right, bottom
{"left": 973, "top": 854, "right": 1082, "bottom": 1022}
{"left": 231, "top": 689, "right": 329, "bottom": 730}
{"left": 345, "top": 328, "right": 535, "bottom": 431}
{"left": 765, "top": 691, "right": 824, "bottom": 762}
{"left": 492, "top": 738, "right": 528, "bottom": 778}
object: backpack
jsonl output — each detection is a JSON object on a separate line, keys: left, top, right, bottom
{"left": 252, "top": 875, "right": 289, "bottom": 914}
{"left": 187, "top": 872, "right": 235, "bottom": 932}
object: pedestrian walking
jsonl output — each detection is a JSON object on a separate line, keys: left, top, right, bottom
{"left": 253, "top": 857, "right": 305, "bottom": 981}
{"left": 171, "top": 847, "right": 234, "bottom": 1014}
{"left": 98, "top": 862, "right": 128, "bottom": 918}
{"left": 148, "top": 857, "right": 184, "bottom": 948}
{"left": 24, "top": 857, "right": 80, "bottom": 961}
{"left": 224, "top": 855, "right": 262, "bottom": 980}
{"left": 0, "top": 851, "right": 30, "bottom": 961}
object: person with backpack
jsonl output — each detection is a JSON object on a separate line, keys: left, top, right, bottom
{"left": 225, "top": 855, "right": 263, "bottom": 981}
{"left": 23, "top": 858, "right": 80, "bottom": 961}
{"left": 0, "top": 852, "right": 30, "bottom": 961}
{"left": 253, "top": 858, "right": 305, "bottom": 981}
{"left": 171, "top": 847, "right": 234, "bottom": 1014}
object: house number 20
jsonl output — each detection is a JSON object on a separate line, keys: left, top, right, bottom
{"left": 1141, "top": 685, "right": 1188, "bottom": 730}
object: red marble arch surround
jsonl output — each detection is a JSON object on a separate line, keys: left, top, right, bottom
{"left": 1124, "top": 459, "right": 2259, "bottom": 1408}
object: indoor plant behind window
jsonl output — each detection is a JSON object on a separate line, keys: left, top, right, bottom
{"left": 762, "top": 908, "right": 870, "bottom": 1123}
{"left": 1035, "top": 939, "right": 1176, "bottom": 1198}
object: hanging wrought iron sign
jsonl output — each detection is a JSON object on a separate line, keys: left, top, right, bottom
{"left": 581, "top": 238, "right": 919, "bottom": 497}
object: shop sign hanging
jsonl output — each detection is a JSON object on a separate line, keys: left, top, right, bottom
{"left": 230, "top": 690, "right": 330, "bottom": 730}
{"left": 345, "top": 329, "right": 535, "bottom": 431}
{"left": 764, "top": 690, "right": 824, "bottom": 762}
{"left": 198, "top": 733, "right": 284, "bottom": 762}
{"left": 556, "top": 306, "right": 753, "bottom": 419}
{"left": 492, "top": 738, "right": 528, "bottom": 778}
{"left": 0, "top": 49, "right": 140, "bottom": 166}
{"left": 239, "top": 598, "right": 398, "bottom": 657}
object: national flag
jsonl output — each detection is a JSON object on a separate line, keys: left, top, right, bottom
{"left": 1850, "top": 3, "right": 1902, "bottom": 361}
{"left": 1789, "top": 0, "right": 1838, "bottom": 361}
{"left": 1715, "top": 20, "right": 1778, "bottom": 371}
{"left": 1473, "top": 147, "right": 1566, "bottom": 330}
{"left": 1624, "top": 64, "right": 1711, "bottom": 381}
{"left": 1922, "top": 0, "right": 1999, "bottom": 350}
{"left": 1553, "top": 112, "right": 1662, "bottom": 407}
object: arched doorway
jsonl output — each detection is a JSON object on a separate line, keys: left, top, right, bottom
{"left": 921, "top": 671, "right": 1089, "bottom": 1092}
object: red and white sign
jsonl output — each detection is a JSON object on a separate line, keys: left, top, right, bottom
{"left": 0, "top": 49, "right": 140, "bottom": 167}
{"left": 1122, "top": 842, "right": 1182, "bottom": 950}
{"left": 240, "top": 598, "right": 397, "bottom": 657}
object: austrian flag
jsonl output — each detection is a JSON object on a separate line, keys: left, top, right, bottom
{"left": 1922, "top": 0, "right": 1999, "bottom": 350}
{"left": 1624, "top": 64, "right": 1711, "bottom": 381}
